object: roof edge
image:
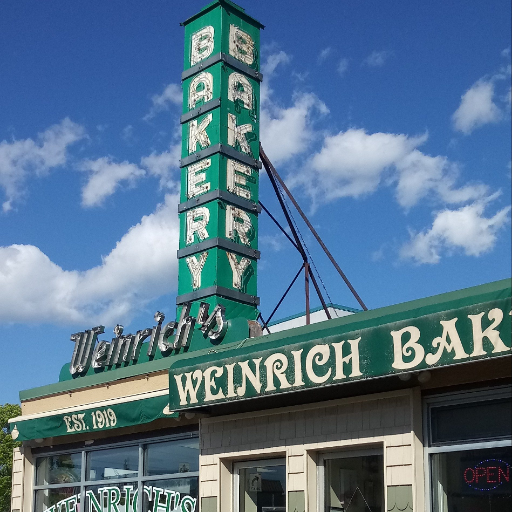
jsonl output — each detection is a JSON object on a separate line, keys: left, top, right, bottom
{"left": 18, "top": 278, "right": 511, "bottom": 402}
{"left": 181, "top": 0, "right": 264, "bottom": 29}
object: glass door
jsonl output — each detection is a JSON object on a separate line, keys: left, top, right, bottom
{"left": 318, "top": 448, "right": 384, "bottom": 512}
{"left": 234, "top": 459, "right": 286, "bottom": 512}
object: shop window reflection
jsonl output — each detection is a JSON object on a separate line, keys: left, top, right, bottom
{"left": 237, "top": 461, "right": 286, "bottom": 512}
{"left": 87, "top": 446, "right": 139, "bottom": 481}
{"left": 85, "top": 483, "right": 137, "bottom": 512}
{"left": 36, "top": 453, "right": 82, "bottom": 485}
{"left": 144, "top": 438, "right": 199, "bottom": 476}
{"left": 142, "top": 478, "right": 199, "bottom": 512}
{"left": 323, "top": 454, "right": 384, "bottom": 512}
{"left": 33, "top": 434, "right": 199, "bottom": 512}
{"left": 35, "top": 487, "right": 80, "bottom": 512}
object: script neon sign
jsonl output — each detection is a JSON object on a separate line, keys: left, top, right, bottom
{"left": 69, "top": 303, "right": 227, "bottom": 376}
{"left": 44, "top": 486, "right": 196, "bottom": 512}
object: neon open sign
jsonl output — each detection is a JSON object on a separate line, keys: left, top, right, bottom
{"left": 463, "top": 459, "right": 510, "bottom": 491}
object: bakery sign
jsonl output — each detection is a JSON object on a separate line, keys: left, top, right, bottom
{"left": 69, "top": 302, "right": 227, "bottom": 377}
{"left": 168, "top": 296, "right": 511, "bottom": 410}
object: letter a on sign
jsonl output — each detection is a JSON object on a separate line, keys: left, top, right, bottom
{"left": 228, "top": 73, "right": 253, "bottom": 111}
{"left": 189, "top": 72, "right": 214, "bottom": 110}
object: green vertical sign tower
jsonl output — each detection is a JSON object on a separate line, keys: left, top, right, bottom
{"left": 178, "top": 0, "right": 263, "bottom": 322}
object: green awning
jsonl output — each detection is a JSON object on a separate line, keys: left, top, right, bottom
{"left": 9, "top": 392, "right": 177, "bottom": 442}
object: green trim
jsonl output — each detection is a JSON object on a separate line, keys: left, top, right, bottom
{"left": 167, "top": 278, "right": 511, "bottom": 373}
{"left": 181, "top": 0, "right": 264, "bottom": 29}
{"left": 268, "top": 303, "right": 361, "bottom": 326}
{"left": 167, "top": 284, "right": 511, "bottom": 410}
{"left": 19, "top": 279, "right": 511, "bottom": 402}
{"left": 19, "top": 356, "right": 174, "bottom": 402}
{"left": 10, "top": 393, "right": 176, "bottom": 442}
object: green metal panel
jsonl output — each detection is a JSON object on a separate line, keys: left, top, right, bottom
{"left": 182, "top": 61, "right": 260, "bottom": 116}
{"left": 180, "top": 153, "right": 259, "bottom": 205}
{"left": 181, "top": 99, "right": 259, "bottom": 160}
{"left": 17, "top": 280, "right": 510, "bottom": 402}
{"left": 179, "top": 200, "right": 259, "bottom": 250}
{"left": 288, "top": 491, "right": 305, "bottom": 512}
{"left": 178, "top": 1, "right": 262, "bottom": 320}
{"left": 201, "top": 497, "right": 217, "bottom": 512}
{"left": 183, "top": 2, "right": 261, "bottom": 73}
{"left": 178, "top": 247, "right": 257, "bottom": 297}
{"left": 168, "top": 289, "right": 511, "bottom": 410}
{"left": 10, "top": 393, "right": 177, "bottom": 442}
{"left": 387, "top": 486, "right": 413, "bottom": 511}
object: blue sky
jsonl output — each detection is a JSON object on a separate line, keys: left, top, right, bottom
{"left": 1, "top": 0, "right": 510, "bottom": 405}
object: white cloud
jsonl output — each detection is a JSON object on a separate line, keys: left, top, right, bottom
{"left": 260, "top": 51, "right": 328, "bottom": 166}
{"left": 362, "top": 50, "right": 393, "bottom": 68}
{"left": 290, "top": 128, "right": 493, "bottom": 215}
{"left": 0, "top": 194, "right": 180, "bottom": 326}
{"left": 141, "top": 142, "right": 181, "bottom": 191}
{"left": 261, "top": 50, "right": 291, "bottom": 104}
{"left": 0, "top": 118, "right": 85, "bottom": 212}
{"left": 144, "top": 83, "right": 182, "bottom": 121}
{"left": 337, "top": 58, "right": 349, "bottom": 77}
{"left": 400, "top": 197, "right": 511, "bottom": 264}
{"left": 262, "top": 50, "right": 291, "bottom": 77}
{"left": 79, "top": 157, "right": 146, "bottom": 207}
{"left": 261, "top": 92, "right": 329, "bottom": 166}
{"left": 260, "top": 234, "right": 287, "bottom": 252}
{"left": 121, "top": 124, "right": 136, "bottom": 143}
{"left": 293, "top": 129, "right": 426, "bottom": 203}
{"left": 317, "top": 47, "right": 332, "bottom": 63}
{"left": 452, "top": 79, "right": 502, "bottom": 134}
{"left": 394, "top": 150, "right": 488, "bottom": 209}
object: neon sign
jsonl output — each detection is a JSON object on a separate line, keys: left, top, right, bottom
{"left": 44, "top": 485, "right": 197, "bottom": 512}
{"left": 69, "top": 304, "right": 227, "bottom": 376}
{"left": 463, "top": 458, "right": 511, "bottom": 491}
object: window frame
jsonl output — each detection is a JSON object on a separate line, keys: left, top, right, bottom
{"left": 316, "top": 445, "right": 384, "bottom": 512}
{"left": 233, "top": 458, "right": 286, "bottom": 512}
{"left": 423, "top": 385, "right": 512, "bottom": 512}
{"left": 32, "top": 430, "right": 199, "bottom": 512}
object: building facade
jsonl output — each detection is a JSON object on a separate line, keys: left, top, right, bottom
{"left": 9, "top": 2, "right": 511, "bottom": 512}
{"left": 9, "top": 278, "right": 512, "bottom": 512}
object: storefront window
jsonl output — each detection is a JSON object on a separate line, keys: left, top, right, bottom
{"left": 85, "top": 483, "right": 138, "bottom": 512}
{"left": 33, "top": 433, "right": 199, "bottom": 512}
{"left": 35, "top": 486, "right": 80, "bottom": 512}
{"left": 321, "top": 450, "right": 384, "bottom": 512}
{"left": 235, "top": 459, "right": 286, "bottom": 512}
{"left": 87, "top": 445, "right": 139, "bottom": 481}
{"left": 144, "top": 438, "right": 199, "bottom": 476}
{"left": 142, "top": 478, "right": 199, "bottom": 512}
{"left": 36, "top": 453, "right": 82, "bottom": 485}
{"left": 426, "top": 387, "right": 512, "bottom": 512}
{"left": 431, "top": 447, "right": 511, "bottom": 512}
